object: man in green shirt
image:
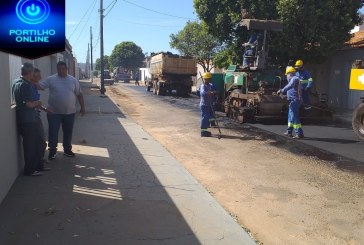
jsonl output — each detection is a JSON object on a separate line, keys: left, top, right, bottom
{"left": 12, "top": 63, "right": 44, "bottom": 176}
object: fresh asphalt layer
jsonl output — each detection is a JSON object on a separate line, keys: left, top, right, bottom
{"left": 248, "top": 120, "right": 364, "bottom": 164}
{"left": 125, "top": 83, "right": 364, "bottom": 165}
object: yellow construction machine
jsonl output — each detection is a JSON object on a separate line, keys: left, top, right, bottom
{"left": 350, "top": 60, "right": 364, "bottom": 140}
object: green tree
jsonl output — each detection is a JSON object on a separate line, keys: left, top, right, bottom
{"left": 95, "top": 55, "right": 111, "bottom": 71}
{"left": 274, "top": 0, "right": 363, "bottom": 63}
{"left": 194, "top": 0, "right": 363, "bottom": 65}
{"left": 213, "top": 46, "right": 237, "bottom": 69}
{"left": 109, "top": 42, "right": 145, "bottom": 70}
{"left": 170, "top": 21, "right": 222, "bottom": 71}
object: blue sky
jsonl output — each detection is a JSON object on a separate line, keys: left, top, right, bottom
{"left": 66, "top": 0, "right": 197, "bottom": 63}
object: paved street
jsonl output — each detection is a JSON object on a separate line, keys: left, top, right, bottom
{"left": 125, "top": 82, "right": 364, "bottom": 166}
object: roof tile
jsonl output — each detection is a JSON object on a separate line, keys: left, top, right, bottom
{"left": 347, "top": 30, "right": 364, "bottom": 48}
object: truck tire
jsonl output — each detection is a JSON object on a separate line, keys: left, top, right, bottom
{"left": 352, "top": 102, "right": 364, "bottom": 140}
{"left": 145, "top": 82, "right": 151, "bottom": 92}
{"left": 156, "top": 82, "right": 161, "bottom": 96}
{"left": 153, "top": 81, "right": 157, "bottom": 95}
{"left": 156, "top": 82, "right": 166, "bottom": 96}
{"left": 177, "top": 86, "right": 189, "bottom": 97}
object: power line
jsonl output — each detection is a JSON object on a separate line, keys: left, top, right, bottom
{"left": 93, "top": 32, "right": 100, "bottom": 49}
{"left": 108, "top": 17, "right": 183, "bottom": 27}
{"left": 68, "top": 0, "right": 98, "bottom": 39}
{"left": 72, "top": 0, "right": 98, "bottom": 48}
{"left": 105, "top": 0, "right": 117, "bottom": 11}
{"left": 122, "top": 0, "right": 195, "bottom": 20}
{"left": 104, "top": 0, "right": 118, "bottom": 17}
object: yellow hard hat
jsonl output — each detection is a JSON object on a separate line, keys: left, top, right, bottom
{"left": 295, "top": 60, "right": 303, "bottom": 67}
{"left": 285, "top": 66, "right": 296, "bottom": 75}
{"left": 202, "top": 72, "right": 212, "bottom": 79}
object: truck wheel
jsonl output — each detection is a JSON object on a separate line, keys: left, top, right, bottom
{"left": 153, "top": 81, "right": 157, "bottom": 95}
{"left": 177, "top": 86, "right": 188, "bottom": 97}
{"left": 156, "top": 83, "right": 166, "bottom": 96}
{"left": 182, "top": 86, "right": 190, "bottom": 97}
{"left": 352, "top": 102, "right": 364, "bottom": 140}
{"left": 145, "top": 83, "right": 151, "bottom": 92}
{"left": 156, "top": 82, "right": 161, "bottom": 96}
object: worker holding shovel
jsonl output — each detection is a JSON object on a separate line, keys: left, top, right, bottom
{"left": 199, "top": 72, "right": 217, "bottom": 137}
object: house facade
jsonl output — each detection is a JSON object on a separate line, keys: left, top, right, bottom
{"left": 308, "top": 30, "right": 364, "bottom": 110}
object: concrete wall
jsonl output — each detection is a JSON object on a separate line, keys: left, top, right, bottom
{"left": 139, "top": 68, "right": 151, "bottom": 82}
{"left": 0, "top": 52, "right": 23, "bottom": 203}
{"left": 308, "top": 49, "right": 364, "bottom": 110}
{"left": 0, "top": 51, "right": 73, "bottom": 204}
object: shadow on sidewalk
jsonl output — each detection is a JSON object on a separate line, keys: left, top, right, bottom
{"left": 0, "top": 81, "right": 201, "bottom": 245}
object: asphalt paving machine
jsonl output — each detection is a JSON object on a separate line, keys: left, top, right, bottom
{"left": 223, "top": 18, "right": 331, "bottom": 123}
{"left": 223, "top": 19, "right": 287, "bottom": 123}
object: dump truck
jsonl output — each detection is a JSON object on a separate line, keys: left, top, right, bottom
{"left": 145, "top": 52, "right": 197, "bottom": 96}
{"left": 350, "top": 60, "right": 364, "bottom": 140}
{"left": 113, "top": 66, "right": 131, "bottom": 83}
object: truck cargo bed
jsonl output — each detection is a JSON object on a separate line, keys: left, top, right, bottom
{"left": 149, "top": 53, "right": 197, "bottom": 76}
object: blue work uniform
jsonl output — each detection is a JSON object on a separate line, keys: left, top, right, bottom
{"left": 199, "top": 83, "right": 216, "bottom": 133}
{"left": 243, "top": 47, "right": 254, "bottom": 67}
{"left": 296, "top": 69, "right": 313, "bottom": 105}
{"left": 281, "top": 75, "right": 304, "bottom": 137}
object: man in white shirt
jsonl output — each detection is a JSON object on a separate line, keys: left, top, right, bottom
{"left": 39, "top": 61, "right": 85, "bottom": 159}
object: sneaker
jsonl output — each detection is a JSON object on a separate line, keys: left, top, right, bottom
{"left": 284, "top": 132, "right": 293, "bottom": 137}
{"left": 293, "top": 134, "right": 304, "bottom": 139}
{"left": 201, "top": 131, "right": 212, "bottom": 137}
{"left": 48, "top": 152, "right": 57, "bottom": 160}
{"left": 31, "top": 171, "right": 43, "bottom": 176}
{"left": 64, "top": 150, "right": 75, "bottom": 157}
{"left": 304, "top": 106, "right": 311, "bottom": 110}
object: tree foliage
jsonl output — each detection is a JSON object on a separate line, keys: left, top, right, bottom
{"left": 194, "top": 0, "right": 363, "bottom": 66}
{"left": 109, "top": 42, "right": 145, "bottom": 70}
{"left": 170, "top": 21, "right": 222, "bottom": 72}
{"left": 213, "top": 45, "right": 238, "bottom": 69}
{"left": 95, "top": 55, "right": 111, "bottom": 71}
{"left": 275, "top": 0, "right": 363, "bottom": 63}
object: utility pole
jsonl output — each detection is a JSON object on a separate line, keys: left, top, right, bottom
{"left": 86, "top": 43, "right": 90, "bottom": 77}
{"left": 90, "top": 26, "right": 93, "bottom": 83}
{"left": 99, "top": 0, "right": 106, "bottom": 95}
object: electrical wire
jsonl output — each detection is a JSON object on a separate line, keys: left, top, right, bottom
{"left": 68, "top": 0, "right": 98, "bottom": 39}
{"left": 104, "top": 0, "right": 118, "bottom": 15}
{"left": 93, "top": 32, "right": 100, "bottom": 49}
{"left": 104, "top": 0, "right": 118, "bottom": 17}
{"left": 121, "top": 0, "right": 195, "bottom": 20}
{"left": 72, "top": 0, "right": 98, "bottom": 48}
{"left": 108, "top": 17, "right": 183, "bottom": 28}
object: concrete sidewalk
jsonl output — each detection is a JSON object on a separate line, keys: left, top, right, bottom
{"left": 0, "top": 80, "right": 255, "bottom": 245}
